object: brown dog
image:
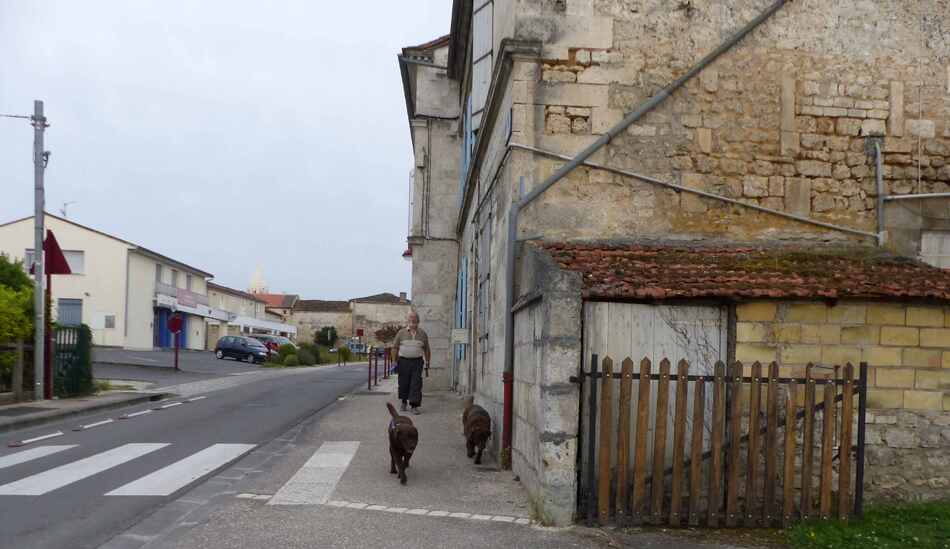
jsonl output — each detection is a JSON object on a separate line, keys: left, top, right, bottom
{"left": 387, "top": 402, "right": 418, "bottom": 485}
{"left": 462, "top": 396, "right": 491, "bottom": 465}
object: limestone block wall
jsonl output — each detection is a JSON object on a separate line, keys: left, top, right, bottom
{"left": 735, "top": 300, "right": 950, "bottom": 501}
{"left": 512, "top": 0, "right": 950, "bottom": 254}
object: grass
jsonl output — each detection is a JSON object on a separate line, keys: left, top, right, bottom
{"left": 788, "top": 502, "right": 950, "bottom": 549}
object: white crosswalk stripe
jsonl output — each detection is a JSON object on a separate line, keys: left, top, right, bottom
{"left": 107, "top": 443, "right": 256, "bottom": 496}
{"left": 0, "top": 445, "right": 77, "bottom": 470}
{"left": 0, "top": 443, "right": 168, "bottom": 496}
{"left": 268, "top": 441, "right": 359, "bottom": 505}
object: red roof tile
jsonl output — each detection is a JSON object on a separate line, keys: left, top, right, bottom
{"left": 254, "top": 293, "right": 298, "bottom": 309}
{"left": 538, "top": 242, "right": 950, "bottom": 302}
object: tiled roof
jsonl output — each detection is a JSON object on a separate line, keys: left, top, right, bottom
{"left": 405, "top": 34, "right": 450, "bottom": 52}
{"left": 351, "top": 292, "right": 410, "bottom": 305}
{"left": 295, "top": 300, "right": 350, "bottom": 313}
{"left": 255, "top": 293, "right": 298, "bottom": 309}
{"left": 539, "top": 242, "right": 950, "bottom": 302}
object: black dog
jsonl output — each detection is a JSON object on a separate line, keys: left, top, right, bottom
{"left": 462, "top": 396, "right": 491, "bottom": 465}
{"left": 387, "top": 402, "right": 418, "bottom": 484}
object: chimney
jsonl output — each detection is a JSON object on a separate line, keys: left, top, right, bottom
{"left": 399, "top": 292, "right": 407, "bottom": 302}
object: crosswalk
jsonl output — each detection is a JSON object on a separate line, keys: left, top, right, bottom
{"left": 0, "top": 443, "right": 256, "bottom": 497}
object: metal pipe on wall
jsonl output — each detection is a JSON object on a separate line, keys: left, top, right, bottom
{"left": 498, "top": 0, "right": 792, "bottom": 465}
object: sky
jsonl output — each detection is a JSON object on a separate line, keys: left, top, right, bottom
{"left": 0, "top": 1, "right": 451, "bottom": 299}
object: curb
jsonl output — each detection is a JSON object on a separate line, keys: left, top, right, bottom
{"left": 0, "top": 392, "right": 170, "bottom": 435}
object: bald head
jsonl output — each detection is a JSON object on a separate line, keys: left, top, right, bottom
{"left": 407, "top": 311, "right": 419, "bottom": 329}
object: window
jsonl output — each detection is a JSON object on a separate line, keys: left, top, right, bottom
{"left": 470, "top": 0, "right": 493, "bottom": 129}
{"left": 104, "top": 315, "right": 116, "bottom": 329}
{"left": 186, "top": 274, "right": 193, "bottom": 291}
{"left": 920, "top": 231, "right": 950, "bottom": 269}
{"left": 476, "top": 213, "right": 492, "bottom": 360}
{"left": 155, "top": 264, "right": 162, "bottom": 283}
{"left": 171, "top": 270, "right": 179, "bottom": 288}
{"left": 57, "top": 298, "right": 83, "bottom": 326}
{"left": 24, "top": 249, "right": 84, "bottom": 274}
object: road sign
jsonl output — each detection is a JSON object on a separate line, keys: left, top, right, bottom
{"left": 168, "top": 315, "right": 182, "bottom": 334}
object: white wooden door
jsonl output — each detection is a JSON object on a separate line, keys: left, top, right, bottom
{"left": 580, "top": 302, "right": 728, "bottom": 493}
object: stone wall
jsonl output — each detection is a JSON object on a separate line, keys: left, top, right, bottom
{"left": 291, "top": 310, "right": 352, "bottom": 345}
{"left": 511, "top": 0, "right": 950, "bottom": 256}
{"left": 736, "top": 299, "right": 950, "bottom": 502}
{"left": 508, "top": 243, "right": 583, "bottom": 526}
{"left": 351, "top": 301, "right": 412, "bottom": 346}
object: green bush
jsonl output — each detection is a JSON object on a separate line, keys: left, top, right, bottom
{"left": 338, "top": 346, "right": 352, "bottom": 362}
{"left": 277, "top": 343, "right": 296, "bottom": 361}
{"left": 283, "top": 354, "right": 300, "bottom": 367}
{"left": 297, "top": 348, "right": 316, "bottom": 366}
{"left": 297, "top": 343, "right": 319, "bottom": 365}
{"left": 316, "top": 326, "right": 338, "bottom": 347}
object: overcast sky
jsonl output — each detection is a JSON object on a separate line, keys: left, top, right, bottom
{"left": 0, "top": 1, "right": 451, "bottom": 299}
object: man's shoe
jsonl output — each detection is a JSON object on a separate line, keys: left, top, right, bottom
{"left": 400, "top": 402, "right": 408, "bottom": 412}
{"left": 412, "top": 407, "right": 421, "bottom": 415}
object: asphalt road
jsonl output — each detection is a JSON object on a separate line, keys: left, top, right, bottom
{"left": 0, "top": 363, "right": 367, "bottom": 549}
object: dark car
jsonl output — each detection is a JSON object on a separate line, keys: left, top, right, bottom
{"left": 214, "top": 336, "right": 269, "bottom": 363}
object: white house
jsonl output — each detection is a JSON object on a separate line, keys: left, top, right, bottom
{"left": 0, "top": 213, "right": 225, "bottom": 350}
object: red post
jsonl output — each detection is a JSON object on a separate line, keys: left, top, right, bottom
{"left": 43, "top": 274, "right": 52, "bottom": 399}
{"left": 174, "top": 331, "right": 180, "bottom": 372}
{"left": 502, "top": 371, "right": 514, "bottom": 469}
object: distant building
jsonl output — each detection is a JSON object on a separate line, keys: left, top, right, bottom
{"left": 292, "top": 300, "right": 352, "bottom": 344}
{"left": 253, "top": 292, "right": 298, "bottom": 320}
{"left": 288, "top": 292, "right": 411, "bottom": 347}
{"left": 206, "top": 282, "right": 296, "bottom": 347}
{"left": 0, "top": 213, "right": 222, "bottom": 350}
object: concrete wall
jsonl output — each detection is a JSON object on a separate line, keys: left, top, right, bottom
{"left": 0, "top": 216, "right": 132, "bottom": 347}
{"left": 409, "top": 239, "right": 457, "bottom": 389}
{"left": 124, "top": 251, "right": 155, "bottom": 349}
{"left": 735, "top": 300, "right": 950, "bottom": 502}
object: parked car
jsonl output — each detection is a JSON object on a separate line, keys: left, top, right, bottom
{"left": 249, "top": 334, "right": 297, "bottom": 355}
{"left": 214, "top": 336, "right": 269, "bottom": 363}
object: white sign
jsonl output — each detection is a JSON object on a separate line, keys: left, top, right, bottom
{"left": 451, "top": 329, "right": 469, "bottom": 344}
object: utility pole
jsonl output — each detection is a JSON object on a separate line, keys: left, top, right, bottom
{"left": 32, "top": 100, "right": 47, "bottom": 401}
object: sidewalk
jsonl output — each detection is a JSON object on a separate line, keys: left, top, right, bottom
{"left": 0, "top": 391, "right": 164, "bottom": 435}
{"left": 104, "top": 376, "right": 732, "bottom": 549}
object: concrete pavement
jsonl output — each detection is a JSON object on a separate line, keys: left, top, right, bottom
{"left": 103, "top": 377, "right": 730, "bottom": 549}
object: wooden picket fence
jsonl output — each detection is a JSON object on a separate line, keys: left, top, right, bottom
{"left": 575, "top": 356, "right": 868, "bottom": 528}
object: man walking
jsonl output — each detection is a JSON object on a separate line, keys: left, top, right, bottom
{"left": 391, "top": 311, "right": 430, "bottom": 415}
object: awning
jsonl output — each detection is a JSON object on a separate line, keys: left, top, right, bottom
{"left": 227, "top": 315, "right": 297, "bottom": 336}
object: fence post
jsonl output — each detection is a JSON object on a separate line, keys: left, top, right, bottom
{"left": 853, "top": 362, "right": 868, "bottom": 519}
{"left": 13, "top": 341, "right": 24, "bottom": 402}
{"left": 368, "top": 360, "right": 372, "bottom": 391}
{"left": 586, "top": 353, "right": 599, "bottom": 527}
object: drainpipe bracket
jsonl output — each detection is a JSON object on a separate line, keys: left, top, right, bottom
{"left": 864, "top": 135, "right": 885, "bottom": 157}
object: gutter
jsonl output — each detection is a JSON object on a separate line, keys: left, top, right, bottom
{"left": 500, "top": 0, "right": 792, "bottom": 466}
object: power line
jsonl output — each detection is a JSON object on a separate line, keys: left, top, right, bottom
{"left": 0, "top": 113, "right": 32, "bottom": 120}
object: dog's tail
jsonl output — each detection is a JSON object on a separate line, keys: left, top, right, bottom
{"left": 387, "top": 402, "right": 399, "bottom": 418}
{"left": 463, "top": 395, "right": 474, "bottom": 409}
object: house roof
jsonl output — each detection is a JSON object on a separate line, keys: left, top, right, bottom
{"left": 0, "top": 213, "right": 213, "bottom": 278}
{"left": 295, "top": 299, "right": 350, "bottom": 313}
{"left": 539, "top": 242, "right": 950, "bottom": 302}
{"left": 351, "top": 292, "right": 410, "bottom": 305}
{"left": 208, "top": 282, "right": 266, "bottom": 304}
{"left": 255, "top": 293, "right": 298, "bottom": 309}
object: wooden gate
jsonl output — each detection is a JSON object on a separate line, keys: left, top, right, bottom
{"left": 575, "top": 356, "right": 868, "bottom": 527}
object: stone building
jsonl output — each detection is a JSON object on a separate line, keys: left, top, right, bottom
{"left": 399, "top": 35, "right": 462, "bottom": 389}
{"left": 350, "top": 292, "right": 413, "bottom": 347}
{"left": 400, "top": 0, "right": 950, "bottom": 526}
{"left": 292, "top": 300, "right": 352, "bottom": 344}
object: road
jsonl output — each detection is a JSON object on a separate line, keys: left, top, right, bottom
{"left": 93, "top": 348, "right": 264, "bottom": 389}
{"left": 0, "top": 363, "right": 367, "bottom": 549}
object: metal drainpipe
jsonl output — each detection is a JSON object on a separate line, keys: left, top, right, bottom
{"left": 498, "top": 0, "right": 791, "bottom": 466}
{"left": 875, "top": 142, "right": 886, "bottom": 246}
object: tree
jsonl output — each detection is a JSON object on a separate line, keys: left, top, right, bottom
{"left": 0, "top": 285, "right": 32, "bottom": 344}
{"left": 0, "top": 253, "right": 31, "bottom": 292}
{"left": 374, "top": 324, "right": 399, "bottom": 344}
{"left": 315, "top": 326, "right": 338, "bottom": 347}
